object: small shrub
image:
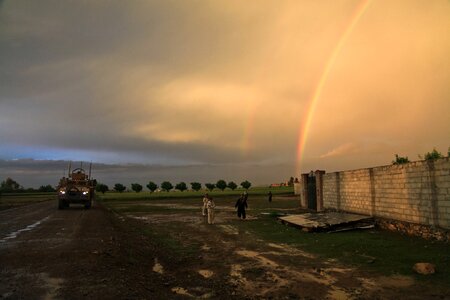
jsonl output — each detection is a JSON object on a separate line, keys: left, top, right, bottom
{"left": 421, "top": 148, "right": 443, "bottom": 161}
{"left": 392, "top": 154, "right": 410, "bottom": 165}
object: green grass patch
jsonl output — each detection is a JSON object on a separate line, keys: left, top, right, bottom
{"left": 238, "top": 215, "right": 450, "bottom": 286}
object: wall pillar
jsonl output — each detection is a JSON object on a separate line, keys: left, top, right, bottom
{"left": 300, "top": 174, "right": 308, "bottom": 208}
{"left": 315, "top": 170, "right": 326, "bottom": 212}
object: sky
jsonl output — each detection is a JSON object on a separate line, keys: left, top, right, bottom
{"left": 0, "top": 0, "right": 449, "bottom": 187}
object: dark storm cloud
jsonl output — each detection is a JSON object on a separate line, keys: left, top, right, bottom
{"left": 0, "top": 0, "right": 279, "bottom": 165}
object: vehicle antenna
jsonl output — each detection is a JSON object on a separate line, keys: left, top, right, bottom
{"left": 88, "top": 162, "right": 92, "bottom": 180}
{"left": 68, "top": 161, "right": 72, "bottom": 177}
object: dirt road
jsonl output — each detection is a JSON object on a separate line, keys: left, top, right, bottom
{"left": 0, "top": 200, "right": 179, "bottom": 299}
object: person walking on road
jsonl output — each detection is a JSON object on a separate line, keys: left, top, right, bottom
{"left": 202, "top": 193, "right": 209, "bottom": 216}
{"left": 268, "top": 191, "right": 272, "bottom": 202}
{"left": 235, "top": 194, "right": 248, "bottom": 220}
{"left": 206, "top": 197, "right": 216, "bottom": 224}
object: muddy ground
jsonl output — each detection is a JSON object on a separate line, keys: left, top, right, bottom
{"left": 0, "top": 198, "right": 449, "bottom": 299}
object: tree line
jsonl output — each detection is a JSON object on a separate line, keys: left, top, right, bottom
{"left": 0, "top": 177, "right": 56, "bottom": 194}
{"left": 0, "top": 177, "right": 252, "bottom": 195}
{"left": 95, "top": 180, "right": 252, "bottom": 194}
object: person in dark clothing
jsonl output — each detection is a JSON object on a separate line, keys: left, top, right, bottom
{"left": 235, "top": 194, "right": 248, "bottom": 219}
{"left": 268, "top": 191, "right": 272, "bottom": 202}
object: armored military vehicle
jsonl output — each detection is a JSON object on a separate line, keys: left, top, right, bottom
{"left": 57, "top": 163, "right": 96, "bottom": 209}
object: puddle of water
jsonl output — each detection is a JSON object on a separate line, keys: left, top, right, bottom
{"left": 0, "top": 216, "right": 50, "bottom": 243}
{"left": 152, "top": 258, "right": 164, "bottom": 274}
{"left": 172, "top": 287, "right": 193, "bottom": 297}
{"left": 198, "top": 270, "right": 214, "bottom": 278}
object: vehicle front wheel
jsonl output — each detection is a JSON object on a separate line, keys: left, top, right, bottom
{"left": 84, "top": 200, "right": 92, "bottom": 209}
{"left": 58, "top": 199, "right": 65, "bottom": 210}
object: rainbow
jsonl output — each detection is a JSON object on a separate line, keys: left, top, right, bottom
{"left": 296, "top": 0, "right": 372, "bottom": 174}
{"left": 241, "top": 102, "right": 258, "bottom": 156}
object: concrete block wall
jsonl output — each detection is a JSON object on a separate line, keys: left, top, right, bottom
{"left": 322, "top": 157, "right": 450, "bottom": 229}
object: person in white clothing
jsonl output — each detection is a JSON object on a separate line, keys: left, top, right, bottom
{"left": 202, "top": 193, "right": 209, "bottom": 216}
{"left": 206, "top": 197, "right": 216, "bottom": 224}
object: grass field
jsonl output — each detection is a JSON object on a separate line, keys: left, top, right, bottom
{"left": 0, "top": 192, "right": 55, "bottom": 211}
{"left": 101, "top": 189, "right": 450, "bottom": 287}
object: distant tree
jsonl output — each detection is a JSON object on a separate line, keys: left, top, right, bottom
{"left": 216, "top": 179, "right": 227, "bottom": 191}
{"left": 240, "top": 180, "right": 252, "bottom": 190}
{"left": 146, "top": 181, "right": 158, "bottom": 192}
{"left": 175, "top": 182, "right": 188, "bottom": 192}
{"left": 392, "top": 154, "right": 410, "bottom": 165}
{"left": 38, "top": 185, "right": 56, "bottom": 192}
{"left": 114, "top": 183, "right": 126, "bottom": 193}
{"left": 161, "top": 181, "right": 173, "bottom": 192}
{"left": 95, "top": 183, "right": 109, "bottom": 194}
{"left": 131, "top": 183, "right": 143, "bottom": 193}
{"left": 420, "top": 148, "right": 444, "bottom": 161}
{"left": 227, "top": 181, "right": 238, "bottom": 190}
{"left": 190, "top": 182, "right": 202, "bottom": 191}
{"left": 0, "top": 177, "right": 21, "bottom": 192}
{"left": 205, "top": 183, "right": 215, "bottom": 191}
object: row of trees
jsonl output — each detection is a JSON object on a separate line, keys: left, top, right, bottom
{"left": 0, "top": 177, "right": 56, "bottom": 194}
{"left": 95, "top": 180, "right": 252, "bottom": 194}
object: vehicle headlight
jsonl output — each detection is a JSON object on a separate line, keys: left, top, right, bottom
{"left": 60, "top": 191, "right": 66, "bottom": 194}
{"left": 82, "top": 191, "right": 88, "bottom": 195}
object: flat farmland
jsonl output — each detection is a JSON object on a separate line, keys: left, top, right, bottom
{"left": 0, "top": 193, "right": 55, "bottom": 211}
{"left": 1, "top": 189, "right": 449, "bottom": 299}
{"left": 101, "top": 191, "right": 450, "bottom": 299}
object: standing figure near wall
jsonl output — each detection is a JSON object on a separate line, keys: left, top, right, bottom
{"left": 235, "top": 194, "right": 248, "bottom": 220}
{"left": 206, "top": 197, "right": 216, "bottom": 224}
